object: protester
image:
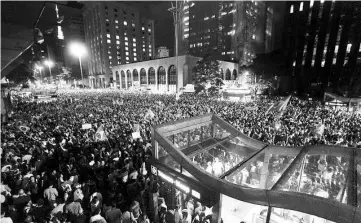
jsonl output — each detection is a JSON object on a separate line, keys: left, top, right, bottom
{"left": 1, "top": 89, "right": 360, "bottom": 223}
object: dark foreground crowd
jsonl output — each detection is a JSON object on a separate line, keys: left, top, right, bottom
{"left": 1, "top": 89, "right": 360, "bottom": 223}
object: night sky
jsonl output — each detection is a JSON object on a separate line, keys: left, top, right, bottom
{"left": 1, "top": 1, "right": 174, "bottom": 51}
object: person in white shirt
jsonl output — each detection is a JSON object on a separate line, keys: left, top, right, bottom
{"left": 0, "top": 206, "right": 13, "bottom": 223}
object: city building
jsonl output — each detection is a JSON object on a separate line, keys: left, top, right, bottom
{"left": 83, "top": 2, "right": 155, "bottom": 88}
{"left": 156, "top": 46, "right": 170, "bottom": 58}
{"left": 232, "top": 1, "right": 286, "bottom": 66}
{"left": 283, "top": 1, "right": 361, "bottom": 94}
{"left": 111, "top": 55, "right": 238, "bottom": 93}
{"left": 64, "top": 15, "right": 89, "bottom": 81}
{"left": 177, "top": 1, "right": 285, "bottom": 65}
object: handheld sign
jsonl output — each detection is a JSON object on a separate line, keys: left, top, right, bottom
{"left": 82, "top": 124, "right": 92, "bottom": 129}
{"left": 132, "top": 132, "right": 141, "bottom": 139}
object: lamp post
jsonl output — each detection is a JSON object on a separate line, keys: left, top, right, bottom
{"left": 69, "top": 42, "right": 86, "bottom": 87}
{"left": 44, "top": 60, "right": 54, "bottom": 83}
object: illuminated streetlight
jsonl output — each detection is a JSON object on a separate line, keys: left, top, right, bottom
{"left": 44, "top": 59, "right": 54, "bottom": 82}
{"left": 69, "top": 42, "right": 86, "bottom": 87}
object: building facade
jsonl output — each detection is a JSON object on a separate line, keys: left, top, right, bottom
{"left": 111, "top": 55, "right": 238, "bottom": 93}
{"left": 178, "top": 1, "right": 284, "bottom": 66}
{"left": 83, "top": 2, "right": 155, "bottom": 88}
{"left": 283, "top": 1, "right": 361, "bottom": 93}
{"left": 156, "top": 46, "right": 170, "bottom": 58}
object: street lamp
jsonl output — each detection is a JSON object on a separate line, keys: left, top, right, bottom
{"left": 69, "top": 42, "right": 86, "bottom": 87}
{"left": 44, "top": 60, "right": 54, "bottom": 83}
{"left": 35, "top": 64, "right": 43, "bottom": 83}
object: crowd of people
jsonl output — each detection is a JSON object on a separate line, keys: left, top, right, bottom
{"left": 1, "top": 88, "right": 360, "bottom": 222}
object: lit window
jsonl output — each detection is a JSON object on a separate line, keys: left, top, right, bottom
{"left": 125, "top": 37, "right": 128, "bottom": 41}
{"left": 183, "top": 16, "right": 189, "bottom": 22}
{"left": 125, "top": 42, "right": 128, "bottom": 46}
{"left": 221, "top": 12, "right": 227, "bottom": 16}
{"left": 321, "top": 0, "right": 325, "bottom": 3}
{"left": 107, "top": 34, "right": 111, "bottom": 38}
{"left": 321, "top": 60, "right": 325, "bottom": 67}
{"left": 143, "top": 48, "right": 146, "bottom": 52}
{"left": 126, "top": 52, "right": 129, "bottom": 56}
{"left": 290, "top": 5, "right": 294, "bottom": 13}
{"left": 116, "top": 35, "right": 119, "bottom": 40}
{"left": 252, "top": 34, "right": 256, "bottom": 40}
{"left": 133, "top": 43, "right": 136, "bottom": 47}
{"left": 107, "top": 39, "right": 111, "bottom": 43}
{"left": 333, "top": 58, "right": 337, "bottom": 64}
{"left": 116, "top": 25, "right": 119, "bottom": 29}
{"left": 109, "top": 56, "right": 112, "bottom": 59}
{"left": 116, "top": 41, "right": 120, "bottom": 45}
{"left": 126, "top": 57, "right": 129, "bottom": 60}
{"left": 115, "top": 20, "right": 118, "bottom": 24}
{"left": 346, "top": 43, "right": 352, "bottom": 53}
{"left": 132, "top": 23, "right": 135, "bottom": 27}
{"left": 310, "top": 0, "right": 314, "bottom": 7}
{"left": 184, "top": 34, "right": 189, "bottom": 38}
{"left": 125, "top": 47, "right": 129, "bottom": 51}
{"left": 149, "top": 54, "right": 152, "bottom": 57}
{"left": 185, "top": 22, "right": 189, "bottom": 26}
{"left": 134, "top": 58, "right": 137, "bottom": 61}
{"left": 133, "top": 53, "right": 137, "bottom": 56}
{"left": 148, "top": 28, "right": 151, "bottom": 32}
{"left": 142, "top": 27, "right": 144, "bottom": 31}
{"left": 211, "top": 15, "right": 215, "bottom": 18}
{"left": 204, "top": 17, "right": 209, "bottom": 21}
{"left": 300, "top": 2, "right": 304, "bottom": 11}
{"left": 133, "top": 38, "right": 136, "bottom": 42}
{"left": 184, "top": 28, "right": 189, "bottom": 32}
{"left": 124, "top": 21, "right": 127, "bottom": 25}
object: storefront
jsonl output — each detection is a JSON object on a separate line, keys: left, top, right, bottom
{"left": 151, "top": 113, "right": 361, "bottom": 223}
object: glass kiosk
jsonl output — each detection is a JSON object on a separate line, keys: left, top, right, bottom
{"left": 150, "top": 113, "right": 361, "bottom": 223}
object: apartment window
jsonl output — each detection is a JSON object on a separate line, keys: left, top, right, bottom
{"left": 252, "top": 34, "right": 256, "bottom": 40}
{"left": 125, "top": 47, "right": 129, "bottom": 51}
{"left": 300, "top": 2, "right": 304, "bottom": 11}
{"left": 142, "top": 27, "right": 144, "bottom": 31}
{"left": 115, "top": 20, "right": 118, "bottom": 24}
{"left": 184, "top": 34, "right": 189, "bottom": 38}
{"left": 211, "top": 15, "right": 215, "bottom": 18}
{"left": 109, "top": 56, "right": 112, "bottom": 60}
{"left": 204, "top": 17, "right": 209, "bottom": 21}
{"left": 107, "top": 34, "right": 111, "bottom": 38}
{"left": 124, "top": 21, "right": 127, "bottom": 26}
{"left": 107, "top": 39, "right": 111, "bottom": 43}
{"left": 143, "top": 48, "right": 146, "bottom": 52}
{"left": 116, "top": 25, "right": 119, "bottom": 29}
{"left": 116, "top": 40, "right": 120, "bottom": 45}
{"left": 133, "top": 53, "right": 137, "bottom": 56}
{"left": 133, "top": 43, "right": 136, "bottom": 47}
{"left": 148, "top": 28, "right": 151, "bottom": 32}
{"left": 116, "top": 35, "right": 119, "bottom": 40}
{"left": 290, "top": 5, "right": 294, "bottom": 13}
{"left": 125, "top": 37, "right": 128, "bottom": 41}
{"left": 125, "top": 42, "right": 128, "bottom": 46}
{"left": 346, "top": 43, "right": 352, "bottom": 53}
{"left": 310, "top": 0, "right": 314, "bottom": 7}
{"left": 134, "top": 58, "right": 137, "bottom": 61}
{"left": 126, "top": 52, "right": 129, "bottom": 56}
{"left": 126, "top": 57, "right": 129, "bottom": 60}
{"left": 133, "top": 38, "right": 136, "bottom": 42}
{"left": 321, "top": 0, "right": 325, "bottom": 4}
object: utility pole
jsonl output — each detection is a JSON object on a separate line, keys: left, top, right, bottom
{"left": 168, "top": 0, "right": 183, "bottom": 93}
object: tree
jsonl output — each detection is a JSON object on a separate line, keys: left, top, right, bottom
{"left": 192, "top": 54, "right": 224, "bottom": 96}
{"left": 7, "top": 63, "right": 36, "bottom": 86}
{"left": 244, "top": 49, "right": 285, "bottom": 94}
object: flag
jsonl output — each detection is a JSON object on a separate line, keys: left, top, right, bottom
{"left": 266, "top": 95, "right": 292, "bottom": 115}
{"left": 145, "top": 109, "right": 155, "bottom": 120}
{"left": 19, "top": 125, "right": 30, "bottom": 133}
{"left": 95, "top": 125, "right": 107, "bottom": 141}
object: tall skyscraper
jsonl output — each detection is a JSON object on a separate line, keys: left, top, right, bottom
{"left": 83, "top": 2, "right": 155, "bottom": 88}
{"left": 178, "top": 1, "right": 284, "bottom": 66}
{"left": 283, "top": 1, "right": 361, "bottom": 93}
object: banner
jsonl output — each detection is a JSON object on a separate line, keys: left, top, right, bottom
{"left": 132, "top": 132, "right": 141, "bottom": 139}
{"left": 82, "top": 124, "right": 92, "bottom": 129}
{"left": 95, "top": 125, "right": 107, "bottom": 141}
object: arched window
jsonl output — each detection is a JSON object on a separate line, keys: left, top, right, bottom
{"left": 168, "top": 65, "right": 177, "bottom": 85}
{"left": 121, "top": 71, "right": 126, "bottom": 88}
{"left": 157, "top": 66, "right": 166, "bottom": 85}
{"left": 126, "top": 70, "right": 132, "bottom": 88}
{"left": 232, "top": 69, "right": 237, "bottom": 80}
{"left": 148, "top": 67, "right": 155, "bottom": 85}
{"left": 115, "top": 71, "right": 120, "bottom": 88}
{"left": 225, "top": 69, "right": 231, "bottom": 80}
{"left": 133, "top": 69, "right": 139, "bottom": 82}
{"left": 140, "top": 68, "right": 147, "bottom": 85}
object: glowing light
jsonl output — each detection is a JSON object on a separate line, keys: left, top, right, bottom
{"left": 191, "top": 190, "right": 200, "bottom": 199}
{"left": 44, "top": 60, "right": 54, "bottom": 67}
{"left": 57, "top": 26, "right": 64, "bottom": 40}
{"left": 158, "top": 171, "right": 174, "bottom": 184}
{"left": 69, "top": 42, "right": 87, "bottom": 58}
{"left": 175, "top": 180, "right": 190, "bottom": 193}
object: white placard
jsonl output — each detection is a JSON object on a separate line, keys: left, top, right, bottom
{"left": 132, "top": 132, "right": 141, "bottom": 139}
{"left": 82, "top": 124, "right": 92, "bottom": 129}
